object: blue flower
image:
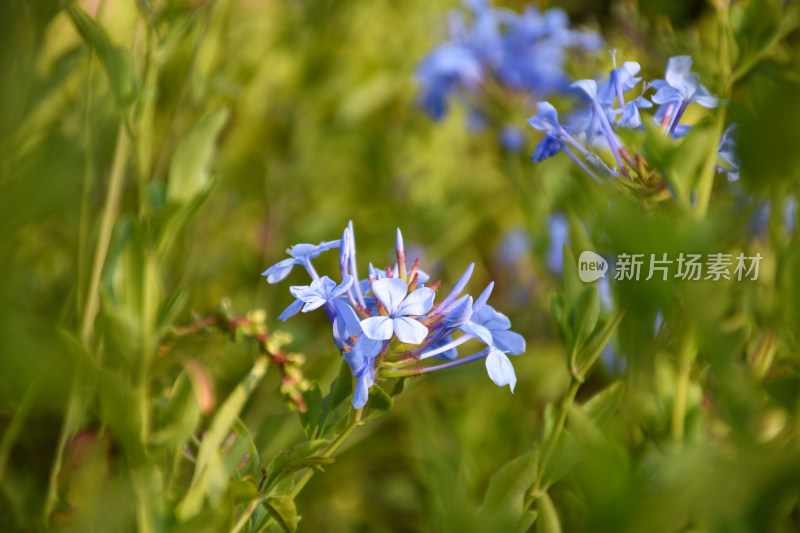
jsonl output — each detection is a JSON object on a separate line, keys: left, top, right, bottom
{"left": 461, "top": 304, "right": 525, "bottom": 392}
{"left": 616, "top": 95, "right": 652, "bottom": 129}
{"left": 527, "top": 101, "right": 567, "bottom": 160}
{"left": 597, "top": 61, "right": 642, "bottom": 108}
{"left": 360, "top": 278, "right": 435, "bottom": 344}
{"left": 650, "top": 56, "right": 719, "bottom": 135}
{"left": 461, "top": 304, "right": 526, "bottom": 356}
{"left": 278, "top": 275, "right": 353, "bottom": 321}
{"left": 262, "top": 240, "right": 341, "bottom": 283}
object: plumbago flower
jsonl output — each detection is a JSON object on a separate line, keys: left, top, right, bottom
{"left": 263, "top": 222, "right": 526, "bottom": 408}
{"left": 528, "top": 54, "right": 736, "bottom": 206}
{"left": 416, "top": 0, "right": 600, "bottom": 145}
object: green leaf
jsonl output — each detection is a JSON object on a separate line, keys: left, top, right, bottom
{"left": 229, "top": 479, "right": 261, "bottom": 506}
{"left": 550, "top": 293, "right": 569, "bottom": 344}
{"left": 361, "top": 385, "right": 393, "bottom": 423}
{"left": 167, "top": 108, "right": 229, "bottom": 206}
{"left": 232, "top": 418, "right": 261, "bottom": 478}
{"left": 264, "top": 440, "right": 331, "bottom": 495}
{"left": 66, "top": 5, "right": 137, "bottom": 108}
{"left": 178, "top": 357, "right": 270, "bottom": 521}
{"left": 539, "top": 431, "right": 579, "bottom": 491}
{"left": 568, "top": 286, "right": 600, "bottom": 366}
{"left": 320, "top": 360, "right": 353, "bottom": 439}
{"left": 536, "top": 492, "right": 562, "bottom": 533}
{"left": 151, "top": 371, "right": 201, "bottom": 450}
{"left": 263, "top": 496, "right": 298, "bottom": 533}
{"left": 574, "top": 312, "right": 624, "bottom": 378}
{"left": 583, "top": 382, "right": 624, "bottom": 426}
{"left": 640, "top": 121, "right": 717, "bottom": 208}
{"left": 482, "top": 451, "right": 539, "bottom": 513}
{"left": 561, "top": 244, "right": 580, "bottom": 304}
{"left": 299, "top": 382, "right": 324, "bottom": 439}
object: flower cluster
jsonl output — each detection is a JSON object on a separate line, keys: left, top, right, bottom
{"left": 262, "top": 223, "right": 526, "bottom": 408}
{"left": 416, "top": 0, "right": 600, "bottom": 143}
{"left": 528, "top": 55, "right": 739, "bottom": 195}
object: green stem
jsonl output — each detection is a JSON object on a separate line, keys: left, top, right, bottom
{"left": 525, "top": 378, "right": 581, "bottom": 506}
{"left": 289, "top": 407, "right": 363, "bottom": 500}
{"left": 259, "top": 408, "right": 364, "bottom": 531}
{"left": 671, "top": 327, "right": 697, "bottom": 444}
{"left": 79, "top": 122, "right": 130, "bottom": 345}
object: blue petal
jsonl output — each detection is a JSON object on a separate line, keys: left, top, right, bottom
{"left": 664, "top": 56, "right": 695, "bottom": 92}
{"left": 332, "top": 275, "right": 354, "bottom": 299}
{"left": 288, "top": 240, "right": 341, "bottom": 259}
{"left": 277, "top": 298, "right": 304, "bottom": 322}
{"left": 691, "top": 88, "right": 719, "bottom": 108}
{"left": 371, "top": 278, "right": 408, "bottom": 315}
{"left": 618, "top": 102, "right": 642, "bottom": 129}
{"left": 571, "top": 79, "right": 598, "bottom": 101}
{"left": 429, "top": 335, "right": 459, "bottom": 360}
{"left": 393, "top": 317, "right": 429, "bottom": 345}
{"left": 397, "top": 287, "right": 435, "bottom": 317}
{"left": 486, "top": 349, "right": 517, "bottom": 392}
{"left": 438, "top": 263, "right": 475, "bottom": 312}
{"left": 472, "top": 282, "right": 494, "bottom": 314}
{"left": 474, "top": 305, "right": 511, "bottom": 331}
{"left": 526, "top": 102, "right": 560, "bottom": 132}
{"left": 532, "top": 133, "right": 564, "bottom": 162}
{"left": 352, "top": 362, "right": 375, "bottom": 409}
{"left": 360, "top": 316, "right": 394, "bottom": 340}
{"left": 461, "top": 321, "right": 493, "bottom": 346}
{"left": 354, "top": 335, "right": 383, "bottom": 360}
{"left": 651, "top": 86, "right": 682, "bottom": 106}
{"left": 443, "top": 296, "right": 473, "bottom": 329}
{"left": 262, "top": 258, "right": 298, "bottom": 284}
{"left": 332, "top": 300, "right": 362, "bottom": 342}
{"left": 492, "top": 330, "right": 526, "bottom": 355}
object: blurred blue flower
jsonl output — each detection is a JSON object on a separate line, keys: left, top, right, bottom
{"left": 417, "top": 0, "right": 601, "bottom": 124}
{"left": 416, "top": 43, "right": 483, "bottom": 120}
{"left": 716, "top": 124, "right": 740, "bottom": 182}
{"left": 495, "top": 228, "right": 531, "bottom": 267}
{"left": 501, "top": 125, "right": 526, "bottom": 152}
{"left": 546, "top": 212, "right": 570, "bottom": 274}
{"left": 650, "top": 56, "right": 719, "bottom": 136}
{"left": 748, "top": 200, "right": 771, "bottom": 239}
{"left": 785, "top": 196, "right": 797, "bottom": 235}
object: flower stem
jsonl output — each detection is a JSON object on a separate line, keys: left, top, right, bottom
{"left": 288, "top": 407, "right": 363, "bottom": 500}
{"left": 525, "top": 378, "right": 581, "bottom": 507}
{"left": 80, "top": 122, "right": 130, "bottom": 345}
{"left": 671, "top": 326, "right": 697, "bottom": 444}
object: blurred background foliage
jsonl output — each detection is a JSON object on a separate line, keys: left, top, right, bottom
{"left": 0, "top": 0, "right": 799, "bottom": 531}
